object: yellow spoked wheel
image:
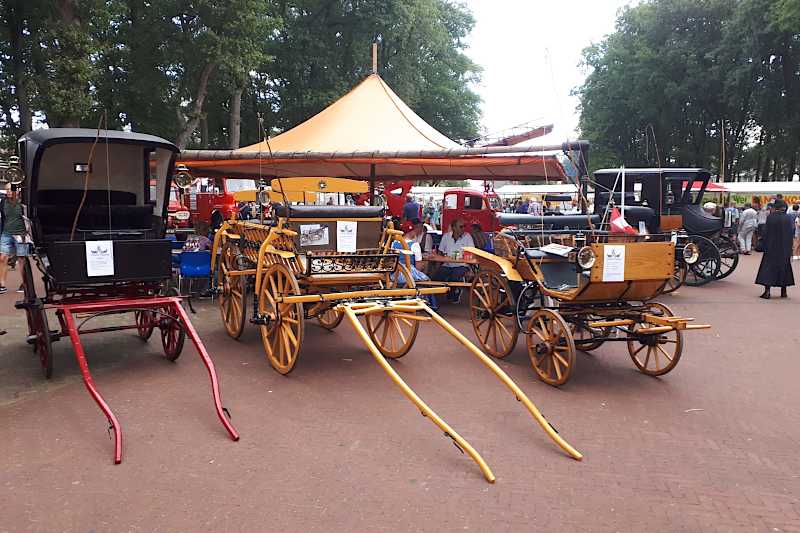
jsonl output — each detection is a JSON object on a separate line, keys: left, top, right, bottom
{"left": 627, "top": 302, "right": 683, "bottom": 376}
{"left": 365, "top": 308, "right": 419, "bottom": 359}
{"left": 219, "top": 241, "right": 247, "bottom": 339}
{"left": 526, "top": 309, "right": 576, "bottom": 386}
{"left": 259, "top": 263, "right": 304, "bottom": 374}
{"left": 469, "top": 270, "right": 519, "bottom": 358}
{"left": 572, "top": 322, "right": 610, "bottom": 352}
{"left": 316, "top": 305, "right": 344, "bottom": 330}
{"left": 366, "top": 264, "right": 419, "bottom": 358}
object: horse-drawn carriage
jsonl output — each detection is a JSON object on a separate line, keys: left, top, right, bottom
{"left": 591, "top": 168, "right": 738, "bottom": 288}
{"left": 210, "top": 176, "right": 582, "bottom": 482}
{"left": 466, "top": 217, "right": 710, "bottom": 386}
{"left": 10, "top": 128, "right": 238, "bottom": 463}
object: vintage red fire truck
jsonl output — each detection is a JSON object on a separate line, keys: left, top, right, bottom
{"left": 182, "top": 177, "right": 256, "bottom": 227}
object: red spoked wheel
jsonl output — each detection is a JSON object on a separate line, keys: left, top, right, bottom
{"left": 160, "top": 288, "right": 185, "bottom": 361}
{"left": 135, "top": 310, "right": 156, "bottom": 340}
{"left": 33, "top": 307, "right": 54, "bottom": 379}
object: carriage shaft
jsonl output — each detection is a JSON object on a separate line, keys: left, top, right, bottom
{"left": 278, "top": 287, "right": 448, "bottom": 304}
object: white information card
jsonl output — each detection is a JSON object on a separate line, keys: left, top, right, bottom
{"left": 601, "top": 244, "right": 625, "bottom": 282}
{"left": 336, "top": 221, "right": 358, "bottom": 252}
{"left": 85, "top": 240, "right": 115, "bottom": 277}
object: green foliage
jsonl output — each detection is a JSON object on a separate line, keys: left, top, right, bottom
{"left": 577, "top": 0, "right": 800, "bottom": 180}
{"left": 0, "top": 0, "right": 481, "bottom": 150}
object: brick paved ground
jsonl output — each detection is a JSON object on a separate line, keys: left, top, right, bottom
{"left": 0, "top": 254, "right": 799, "bottom": 532}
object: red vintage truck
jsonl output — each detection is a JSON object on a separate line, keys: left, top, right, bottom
{"left": 181, "top": 177, "right": 256, "bottom": 228}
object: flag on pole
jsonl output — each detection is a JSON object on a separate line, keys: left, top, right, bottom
{"left": 609, "top": 207, "right": 638, "bottom": 235}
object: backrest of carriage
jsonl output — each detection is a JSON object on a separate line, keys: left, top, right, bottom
{"left": 222, "top": 177, "right": 401, "bottom": 282}
{"left": 18, "top": 129, "right": 179, "bottom": 289}
{"left": 488, "top": 213, "right": 675, "bottom": 302}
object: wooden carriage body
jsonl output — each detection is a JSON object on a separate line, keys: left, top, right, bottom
{"left": 465, "top": 229, "right": 709, "bottom": 387}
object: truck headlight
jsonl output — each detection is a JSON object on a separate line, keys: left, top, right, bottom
{"left": 577, "top": 246, "right": 596, "bottom": 270}
{"left": 174, "top": 210, "right": 190, "bottom": 221}
{"left": 683, "top": 243, "right": 700, "bottom": 264}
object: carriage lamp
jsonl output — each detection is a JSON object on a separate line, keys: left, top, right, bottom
{"left": 173, "top": 164, "right": 196, "bottom": 189}
{"left": 577, "top": 246, "right": 596, "bottom": 270}
{"left": 682, "top": 243, "right": 700, "bottom": 265}
{"left": 0, "top": 156, "right": 23, "bottom": 184}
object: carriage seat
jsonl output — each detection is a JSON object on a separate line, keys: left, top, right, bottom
{"left": 523, "top": 247, "right": 581, "bottom": 291}
{"left": 273, "top": 204, "right": 384, "bottom": 219}
{"left": 36, "top": 189, "right": 152, "bottom": 235}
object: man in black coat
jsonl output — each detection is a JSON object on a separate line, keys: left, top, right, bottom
{"left": 756, "top": 199, "right": 795, "bottom": 298}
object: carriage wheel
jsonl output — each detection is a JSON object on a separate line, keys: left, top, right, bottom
{"left": 713, "top": 236, "right": 739, "bottom": 280}
{"left": 33, "top": 307, "right": 54, "bottom": 379}
{"left": 572, "top": 323, "right": 610, "bottom": 352}
{"left": 525, "top": 309, "right": 576, "bottom": 386}
{"left": 259, "top": 263, "right": 304, "bottom": 374}
{"left": 684, "top": 235, "right": 720, "bottom": 286}
{"left": 317, "top": 305, "right": 344, "bottom": 330}
{"left": 627, "top": 302, "right": 683, "bottom": 376}
{"left": 134, "top": 310, "right": 156, "bottom": 340}
{"left": 661, "top": 261, "right": 687, "bottom": 294}
{"left": 21, "top": 257, "right": 37, "bottom": 339}
{"left": 160, "top": 287, "right": 185, "bottom": 361}
{"left": 365, "top": 308, "right": 419, "bottom": 359}
{"left": 219, "top": 241, "right": 247, "bottom": 339}
{"left": 469, "top": 270, "right": 519, "bottom": 358}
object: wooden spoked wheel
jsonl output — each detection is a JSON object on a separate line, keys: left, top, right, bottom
{"left": 219, "top": 241, "right": 247, "bottom": 339}
{"left": 572, "top": 322, "right": 610, "bottom": 352}
{"left": 33, "top": 307, "right": 54, "bottom": 379}
{"left": 135, "top": 310, "right": 156, "bottom": 340}
{"left": 662, "top": 261, "right": 687, "bottom": 294}
{"left": 469, "top": 270, "right": 519, "bottom": 358}
{"left": 526, "top": 309, "right": 576, "bottom": 386}
{"left": 627, "top": 302, "right": 683, "bottom": 376}
{"left": 159, "top": 288, "right": 185, "bottom": 361}
{"left": 316, "top": 305, "right": 344, "bottom": 330}
{"left": 713, "top": 236, "right": 739, "bottom": 280}
{"left": 365, "top": 308, "right": 419, "bottom": 359}
{"left": 259, "top": 263, "right": 304, "bottom": 374}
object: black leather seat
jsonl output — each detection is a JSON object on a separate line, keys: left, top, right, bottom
{"left": 273, "top": 204, "right": 385, "bottom": 219}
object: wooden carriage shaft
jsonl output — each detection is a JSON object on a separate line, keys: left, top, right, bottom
{"left": 277, "top": 287, "right": 448, "bottom": 304}
{"left": 342, "top": 306, "right": 497, "bottom": 483}
{"left": 339, "top": 299, "right": 582, "bottom": 482}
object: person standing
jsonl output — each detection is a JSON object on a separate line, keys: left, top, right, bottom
{"left": 0, "top": 183, "right": 30, "bottom": 294}
{"left": 515, "top": 198, "right": 530, "bottom": 214}
{"left": 402, "top": 195, "right": 420, "bottom": 223}
{"left": 756, "top": 200, "right": 794, "bottom": 299}
{"left": 528, "top": 197, "right": 543, "bottom": 216}
{"left": 738, "top": 203, "right": 758, "bottom": 254}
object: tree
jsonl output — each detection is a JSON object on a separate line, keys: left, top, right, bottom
{"left": 577, "top": 0, "right": 800, "bottom": 180}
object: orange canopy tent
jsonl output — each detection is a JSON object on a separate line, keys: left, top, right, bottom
{"left": 179, "top": 74, "right": 574, "bottom": 181}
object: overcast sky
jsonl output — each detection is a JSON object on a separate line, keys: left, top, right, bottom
{"left": 463, "top": 0, "right": 637, "bottom": 143}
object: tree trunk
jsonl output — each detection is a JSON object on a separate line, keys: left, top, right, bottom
{"left": 200, "top": 116, "right": 209, "bottom": 149}
{"left": 6, "top": 4, "right": 32, "bottom": 133}
{"left": 228, "top": 86, "right": 243, "bottom": 149}
{"left": 54, "top": 0, "right": 82, "bottom": 128}
{"left": 175, "top": 62, "right": 217, "bottom": 150}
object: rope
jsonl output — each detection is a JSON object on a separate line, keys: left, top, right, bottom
{"left": 69, "top": 115, "right": 104, "bottom": 241}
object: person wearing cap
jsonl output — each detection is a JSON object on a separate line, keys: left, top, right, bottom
{"left": 755, "top": 199, "right": 794, "bottom": 298}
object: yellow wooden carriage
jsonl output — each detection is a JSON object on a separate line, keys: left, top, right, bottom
{"left": 466, "top": 227, "right": 710, "bottom": 386}
{"left": 209, "top": 177, "right": 584, "bottom": 483}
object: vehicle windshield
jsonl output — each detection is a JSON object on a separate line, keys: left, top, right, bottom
{"left": 486, "top": 195, "right": 503, "bottom": 211}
